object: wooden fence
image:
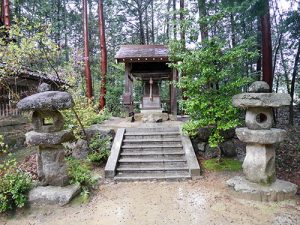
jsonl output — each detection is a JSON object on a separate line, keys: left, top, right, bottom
{"left": 0, "top": 85, "right": 30, "bottom": 118}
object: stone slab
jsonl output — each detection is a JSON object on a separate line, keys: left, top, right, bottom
{"left": 37, "top": 146, "right": 69, "bottom": 186}
{"left": 243, "top": 144, "right": 275, "bottom": 184}
{"left": 26, "top": 130, "right": 75, "bottom": 146}
{"left": 17, "top": 91, "right": 74, "bottom": 111}
{"left": 232, "top": 93, "right": 291, "bottom": 108}
{"left": 180, "top": 130, "right": 201, "bottom": 178}
{"left": 248, "top": 81, "right": 270, "bottom": 93}
{"left": 227, "top": 176, "right": 298, "bottom": 202}
{"left": 105, "top": 128, "right": 125, "bottom": 178}
{"left": 236, "top": 128, "right": 286, "bottom": 144}
{"left": 29, "top": 185, "right": 80, "bottom": 206}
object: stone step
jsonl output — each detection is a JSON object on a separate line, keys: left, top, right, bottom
{"left": 120, "top": 151, "right": 185, "bottom": 157}
{"left": 114, "top": 171, "right": 191, "bottom": 181}
{"left": 118, "top": 158, "right": 187, "bottom": 163}
{"left": 124, "top": 132, "right": 181, "bottom": 140}
{"left": 122, "top": 144, "right": 183, "bottom": 149}
{"left": 125, "top": 127, "right": 179, "bottom": 133}
{"left": 121, "top": 149, "right": 184, "bottom": 154}
{"left": 121, "top": 147, "right": 183, "bottom": 152}
{"left": 118, "top": 161, "right": 188, "bottom": 168}
{"left": 117, "top": 167, "right": 189, "bottom": 172}
{"left": 123, "top": 138, "right": 181, "bottom": 142}
{"left": 120, "top": 154, "right": 185, "bottom": 160}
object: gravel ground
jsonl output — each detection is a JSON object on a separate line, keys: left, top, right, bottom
{"left": 1, "top": 171, "right": 299, "bottom": 225}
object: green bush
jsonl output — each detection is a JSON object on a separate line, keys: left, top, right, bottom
{"left": 87, "top": 136, "right": 111, "bottom": 163}
{"left": 66, "top": 158, "right": 96, "bottom": 196}
{"left": 0, "top": 135, "right": 32, "bottom": 213}
{"left": 169, "top": 37, "right": 257, "bottom": 147}
{"left": 0, "top": 170, "right": 32, "bottom": 213}
{"left": 63, "top": 96, "right": 111, "bottom": 137}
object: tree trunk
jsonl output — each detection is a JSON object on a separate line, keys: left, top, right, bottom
{"left": 260, "top": 1, "right": 273, "bottom": 90}
{"left": 272, "top": 33, "right": 282, "bottom": 78}
{"left": 63, "top": 0, "right": 69, "bottom": 61}
{"left": 289, "top": 41, "right": 300, "bottom": 126}
{"left": 145, "top": 5, "right": 149, "bottom": 44}
{"left": 98, "top": 0, "right": 107, "bottom": 110}
{"left": 230, "top": 13, "right": 236, "bottom": 47}
{"left": 198, "top": 0, "right": 208, "bottom": 41}
{"left": 256, "top": 19, "right": 262, "bottom": 73}
{"left": 179, "top": 0, "right": 185, "bottom": 43}
{"left": 3, "top": 0, "right": 10, "bottom": 29}
{"left": 138, "top": 8, "right": 145, "bottom": 44}
{"left": 280, "top": 46, "right": 290, "bottom": 94}
{"left": 151, "top": 0, "right": 155, "bottom": 43}
{"left": 173, "top": 0, "right": 176, "bottom": 40}
{"left": 166, "top": 0, "right": 171, "bottom": 40}
{"left": 83, "top": 0, "right": 93, "bottom": 100}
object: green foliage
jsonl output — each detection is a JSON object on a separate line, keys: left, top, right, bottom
{"left": 0, "top": 18, "right": 59, "bottom": 78}
{"left": 63, "top": 97, "right": 111, "bottom": 137}
{"left": 87, "top": 136, "right": 111, "bottom": 163}
{"left": 66, "top": 158, "right": 96, "bottom": 196}
{"left": 203, "top": 158, "right": 242, "bottom": 172}
{"left": 0, "top": 135, "right": 32, "bottom": 213}
{"left": 169, "top": 37, "right": 257, "bottom": 147}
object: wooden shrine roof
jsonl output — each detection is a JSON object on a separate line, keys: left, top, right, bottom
{"left": 115, "top": 45, "right": 169, "bottom": 63}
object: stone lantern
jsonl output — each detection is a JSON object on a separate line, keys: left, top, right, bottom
{"left": 17, "top": 84, "right": 80, "bottom": 205}
{"left": 227, "top": 81, "right": 298, "bottom": 201}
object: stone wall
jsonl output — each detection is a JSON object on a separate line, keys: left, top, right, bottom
{"left": 191, "top": 127, "right": 246, "bottom": 161}
{"left": 0, "top": 115, "right": 32, "bottom": 148}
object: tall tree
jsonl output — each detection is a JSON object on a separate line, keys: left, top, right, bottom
{"left": 179, "top": 0, "right": 185, "bottom": 43}
{"left": 83, "top": 0, "right": 93, "bottom": 100}
{"left": 98, "top": 0, "right": 107, "bottom": 109}
{"left": 173, "top": 0, "right": 176, "bottom": 39}
{"left": 198, "top": 0, "right": 208, "bottom": 41}
{"left": 3, "top": 0, "right": 10, "bottom": 29}
{"left": 260, "top": 0, "right": 273, "bottom": 90}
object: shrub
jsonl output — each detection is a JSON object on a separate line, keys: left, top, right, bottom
{"left": 63, "top": 96, "right": 111, "bottom": 137}
{"left": 169, "top": 38, "right": 257, "bottom": 147}
{"left": 66, "top": 157, "right": 96, "bottom": 196}
{"left": 0, "top": 170, "right": 32, "bottom": 213}
{"left": 0, "top": 135, "right": 32, "bottom": 213}
{"left": 87, "top": 135, "right": 111, "bottom": 163}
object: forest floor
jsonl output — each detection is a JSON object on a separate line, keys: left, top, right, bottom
{"left": 1, "top": 169, "right": 300, "bottom": 225}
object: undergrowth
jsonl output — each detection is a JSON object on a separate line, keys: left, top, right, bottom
{"left": 203, "top": 158, "right": 242, "bottom": 172}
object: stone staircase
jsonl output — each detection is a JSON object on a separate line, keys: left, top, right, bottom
{"left": 105, "top": 126, "right": 200, "bottom": 181}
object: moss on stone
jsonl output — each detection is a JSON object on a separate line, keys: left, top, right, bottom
{"left": 203, "top": 158, "right": 242, "bottom": 172}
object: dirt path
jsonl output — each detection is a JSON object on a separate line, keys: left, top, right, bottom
{"left": 1, "top": 172, "right": 299, "bottom": 225}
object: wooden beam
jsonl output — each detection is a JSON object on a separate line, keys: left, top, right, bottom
{"left": 170, "top": 68, "right": 177, "bottom": 116}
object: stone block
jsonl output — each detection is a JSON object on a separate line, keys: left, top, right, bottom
{"left": 37, "top": 145, "right": 69, "bottom": 186}
{"left": 32, "top": 110, "right": 64, "bottom": 132}
{"left": 84, "top": 125, "right": 115, "bottom": 141}
{"left": 29, "top": 185, "right": 80, "bottom": 206}
{"left": 26, "top": 130, "right": 75, "bottom": 147}
{"left": 232, "top": 93, "right": 291, "bottom": 108}
{"left": 227, "top": 176, "right": 298, "bottom": 202}
{"left": 235, "top": 128, "right": 286, "bottom": 144}
{"left": 142, "top": 112, "right": 169, "bottom": 123}
{"left": 220, "top": 140, "right": 237, "bottom": 157}
{"left": 248, "top": 81, "right": 270, "bottom": 93}
{"left": 71, "top": 139, "right": 90, "bottom": 159}
{"left": 17, "top": 91, "right": 74, "bottom": 111}
{"left": 245, "top": 107, "right": 273, "bottom": 130}
{"left": 243, "top": 144, "right": 275, "bottom": 184}
{"left": 197, "top": 141, "right": 206, "bottom": 152}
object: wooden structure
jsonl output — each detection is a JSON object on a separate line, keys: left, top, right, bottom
{"left": 0, "top": 66, "right": 65, "bottom": 117}
{"left": 115, "top": 45, "right": 177, "bottom": 115}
